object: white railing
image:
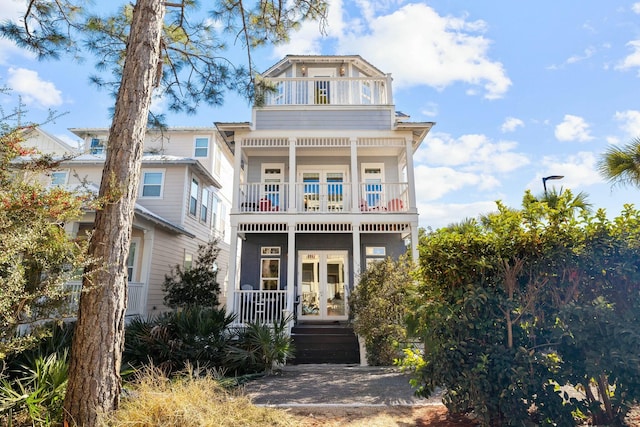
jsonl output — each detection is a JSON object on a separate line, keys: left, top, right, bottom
{"left": 238, "top": 182, "right": 289, "bottom": 212}
{"left": 359, "top": 182, "right": 409, "bottom": 212}
{"left": 231, "top": 290, "right": 289, "bottom": 325}
{"left": 260, "top": 77, "right": 390, "bottom": 106}
{"left": 64, "top": 281, "right": 145, "bottom": 316}
{"left": 237, "top": 182, "right": 410, "bottom": 213}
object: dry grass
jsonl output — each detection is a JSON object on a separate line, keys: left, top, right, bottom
{"left": 98, "top": 368, "right": 299, "bottom": 427}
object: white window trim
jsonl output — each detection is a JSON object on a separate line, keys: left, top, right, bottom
{"left": 200, "top": 187, "right": 210, "bottom": 223}
{"left": 194, "top": 136, "right": 209, "bottom": 158}
{"left": 139, "top": 169, "right": 165, "bottom": 198}
{"left": 189, "top": 177, "right": 200, "bottom": 217}
{"left": 89, "top": 138, "right": 106, "bottom": 155}
{"left": 127, "top": 237, "right": 141, "bottom": 282}
{"left": 260, "top": 245, "right": 281, "bottom": 290}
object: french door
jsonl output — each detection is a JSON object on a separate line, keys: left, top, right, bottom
{"left": 299, "top": 168, "right": 347, "bottom": 212}
{"left": 299, "top": 251, "right": 348, "bottom": 320}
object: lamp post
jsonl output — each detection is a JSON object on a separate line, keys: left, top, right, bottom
{"left": 542, "top": 175, "right": 564, "bottom": 195}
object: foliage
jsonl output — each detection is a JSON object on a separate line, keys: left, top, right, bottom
{"left": 97, "top": 365, "right": 298, "bottom": 427}
{"left": 0, "top": 350, "right": 69, "bottom": 426}
{"left": 0, "top": 104, "right": 89, "bottom": 361}
{"left": 123, "top": 306, "right": 236, "bottom": 375}
{"left": 349, "top": 256, "right": 414, "bottom": 366}
{"left": 163, "top": 240, "right": 222, "bottom": 309}
{"left": 404, "top": 190, "right": 640, "bottom": 426}
{"left": 598, "top": 136, "right": 640, "bottom": 188}
{"left": 224, "top": 316, "right": 295, "bottom": 374}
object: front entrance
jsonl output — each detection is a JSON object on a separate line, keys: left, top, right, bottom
{"left": 298, "top": 251, "right": 348, "bottom": 321}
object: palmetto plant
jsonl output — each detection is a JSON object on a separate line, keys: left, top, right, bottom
{"left": 598, "top": 136, "right": 640, "bottom": 188}
{"left": 0, "top": 350, "right": 69, "bottom": 426}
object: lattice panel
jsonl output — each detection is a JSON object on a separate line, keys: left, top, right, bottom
{"left": 358, "top": 137, "right": 405, "bottom": 147}
{"left": 296, "top": 223, "right": 353, "bottom": 232}
{"left": 296, "top": 137, "right": 350, "bottom": 147}
{"left": 242, "top": 137, "right": 289, "bottom": 147}
{"left": 238, "top": 223, "right": 288, "bottom": 232}
{"left": 360, "top": 223, "right": 410, "bottom": 233}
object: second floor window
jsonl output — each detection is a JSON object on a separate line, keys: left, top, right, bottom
{"left": 90, "top": 138, "right": 105, "bottom": 155}
{"left": 201, "top": 188, "right": 209, "bottom": 223}
{"left": 189, "top": 178, "right": 199, "bottom": 216}
{"left": 141, "top": 171, "right": 164, "bottom": 197}
{"left": 194, "top": 137, "right": 209, "bottom": 157}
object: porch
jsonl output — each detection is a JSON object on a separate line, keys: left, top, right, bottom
{"left": 64, "top": 281, "right": 146, "bottom": 317}
{"left": 237, "top": 182, "right": 409, "bottom": 214}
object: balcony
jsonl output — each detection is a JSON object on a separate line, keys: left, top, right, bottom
{"left": 230, "top": 290, "right": 289, "bottom": 326}
{"left": 236, "top": 182, "right": 409, "bottom": 214}
{"left": 65, "top": 281, "right": 145, "bottom": 316}
{"left": 258, "top": 77, "right": 391, "bottom": 107}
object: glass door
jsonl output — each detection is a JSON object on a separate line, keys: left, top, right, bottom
{"left": 299, "top": 251, "right": 348, "bottom": 320}
{"left": 299, "top": 168, "right": 347, "bottom": 212}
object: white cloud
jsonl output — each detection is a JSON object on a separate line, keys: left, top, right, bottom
{"left": 418, "top": 200, "right": 498, "bottom": 230}
{"left": 6, "top": 68, "right": 63, "bottom": 108}
{"left": 633, "top": 3, "right": 640, "bottom": 14}
{"left": 413, "top": 165, "right": 484, "bottom": 201}
{"left": 532, "top": 152, "right": 602, "bottom": 191}
{"left": 275, "top": 1, "right": 511, "bottom": 99}
{"left": 500, "top": 117, "right": 524, "bottom": 133}
{"left": 615, "top": 40, "right": 640, "bottom": 75}
{"left": 0, "top": 0, "right": 34, "bottom": 64}
{"left": 614, "top": 110, "right": 640, "bottom": 138}
{"left": 420, "top": 102, "right": 438, "bottom": 118}
{"left": 417, "top": 132, "right": 530, "bottom": 173}
{"left": 554, "top": 114, "right": 594, "bottom": 142}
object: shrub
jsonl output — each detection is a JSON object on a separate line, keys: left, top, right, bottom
{"left": 163, "top": 240, "right": 221, "bottom": 309}
{"left": 123, "top": 306, "right": 236, "bottom": 375}
{"left": 349, "top": 256, "right": 414, "bottom": 366}
{"left": 224, "top": 316, "right": 295, "bottom": 374}
{"left": 0, "top": 350, "right": 69, "bottom": 426}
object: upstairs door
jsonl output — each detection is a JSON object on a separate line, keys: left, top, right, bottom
{"left": 299, "top": 168, "right": 347, "bottom": 212}
{"left": 309, "top": 68, "right": 336, "bottom": 105}
{"left": 299, "top": 251, "right": 348, "bottom": 321}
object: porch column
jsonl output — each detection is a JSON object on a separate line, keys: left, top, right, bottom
{"left": 350, "top": 137, "right": 359, "bottom": 213}
{"left": 287, "top": 224, "right": 296, "bottom": 318}
{"left": 410, "top": 222, "right": 419, "bottom": 262}
{"left": 140, "top": 228, "right": 154, "bottom": 315}
{"left": 227, "top": 225, "right": 240, "bottom": 306}
{"left": 231, "top": 138, "right": 243, "bottom": 212}
{"left": 288, "top": 137, "right": 297, "bottom": 212}
{"left": 352, "top": 224, "right": 361, "bottom": 284}
{"left": 405, "top": 137, "right": 417, "bottom": 212}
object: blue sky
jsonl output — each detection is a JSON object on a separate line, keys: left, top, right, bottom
{"left": 1, "top": 1, "right": 639, "bottom": 229}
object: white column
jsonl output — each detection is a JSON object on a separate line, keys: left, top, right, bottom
{"left": 287, "top": 224, "right": 296, "bottom": 319}
{"left": 288, "top": 137, "right": 297, "bottom": 212}
{"left": 405, "top": 137, "right": 417, "bottom": 212}
{"left": 231, "top": 138, "right": 243, "bottom": 212}
{"left": 226, "top": 225, "right": 240, "bottom": 315}
{"left": 350, "top": 137, "right": 359, "bottom": 213}
{"left": 411, "top": 222, "right": 419, "bottom": 262}
{"left": 352, "top": 225, "right": 361, "bottom": 283}
{"left": 140, "top": 228, "right": 154, "bottom": 315}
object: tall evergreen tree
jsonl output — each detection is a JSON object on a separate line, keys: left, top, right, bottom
{"left": 1, "top": 1, "right": 327, "bottom": 424}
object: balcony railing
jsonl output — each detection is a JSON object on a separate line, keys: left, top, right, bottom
{"left": 230, "top": 290, "right": 289, "bottom": 325}
{"left": 64, "top": 281, "right": 145, "bottom": 316}
{"left": 237, "top": 182, "right": 409, "bottom": 214}
{"left": 259, "top": 77, "right": 390, "bottom": 106}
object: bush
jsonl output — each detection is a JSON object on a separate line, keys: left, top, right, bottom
{"left": 163, "top": 240, "right": 221, "bottom": 309}
{"left": 124, "top": 306, "right": 236, "bottom": 375}
{"left": 349, "top": 256, "right": 414, "bottom": 365}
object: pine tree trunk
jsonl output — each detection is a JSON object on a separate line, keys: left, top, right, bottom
{"left": 63, "top": 1, "right": 165, "bottom": 425}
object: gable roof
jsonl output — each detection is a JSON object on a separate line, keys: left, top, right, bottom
{"left": 262, "top": 55, "right": 387, "bottom": 77}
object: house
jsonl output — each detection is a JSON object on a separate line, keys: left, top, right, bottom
{"left": 24, "top": 127, "right": 234, "bottom": 317}
{"left": 217, "top": 55, "right": 434, "bottom": 362}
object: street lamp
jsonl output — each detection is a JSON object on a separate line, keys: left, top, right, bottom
{"left": 542, "top": 175, "right": 564, "bottom": 195}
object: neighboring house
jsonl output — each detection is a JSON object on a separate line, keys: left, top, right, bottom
{"left": 24, "top": 127, "right": 234, "bottom": 317}
{"left": 217, "top": 55, "right": 434, "bottom": 336}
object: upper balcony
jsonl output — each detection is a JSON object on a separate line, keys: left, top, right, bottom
{"left": 257, "top": 76, "right": 392, "bottom": 107}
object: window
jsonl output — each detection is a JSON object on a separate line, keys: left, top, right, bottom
{"left": 200, "top": 188, "right": 209, "bottom": 223}
{"left": 219, "top": 204, "right": 227, "bottom": 237}
{"left": 260, "top": 247, "right": 281, "bottom": 290}
{"left": 189, "top": 178, "right": 199, "bottom": 216}
{"left": 89, "top": 138, "right": 105, "bottom": 155}
{"left": 141, "top": 171, "right": 164, "bottom": 197}
{"left": 361, "top": 163, "right": 384, "bottom": 209}
{"left": 194, "top": 137, "right": 209, "bottom": 157}
{"left": 211, "top": 195, "right": 219, "bottom": 231}
{"left": 213, "top": 145, "right": 222, "bottom": 176}
{"left": 261, "top": 163, "right": 283, "bottom": 210}
{"left": 50, "top": 170, "right": 69, "bottom": 186}
{"left": 365, "top": 246, "right": 386, "bottom": 268}
{"left": 184, "top": 253, "right": 193, "bottom": 270}
{"left": 127, "top": 238, "right": 140, "bottom": 282}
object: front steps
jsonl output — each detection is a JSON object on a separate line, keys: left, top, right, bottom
{"left": 291, "top": 322, "right": 360, "bottom": 364}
